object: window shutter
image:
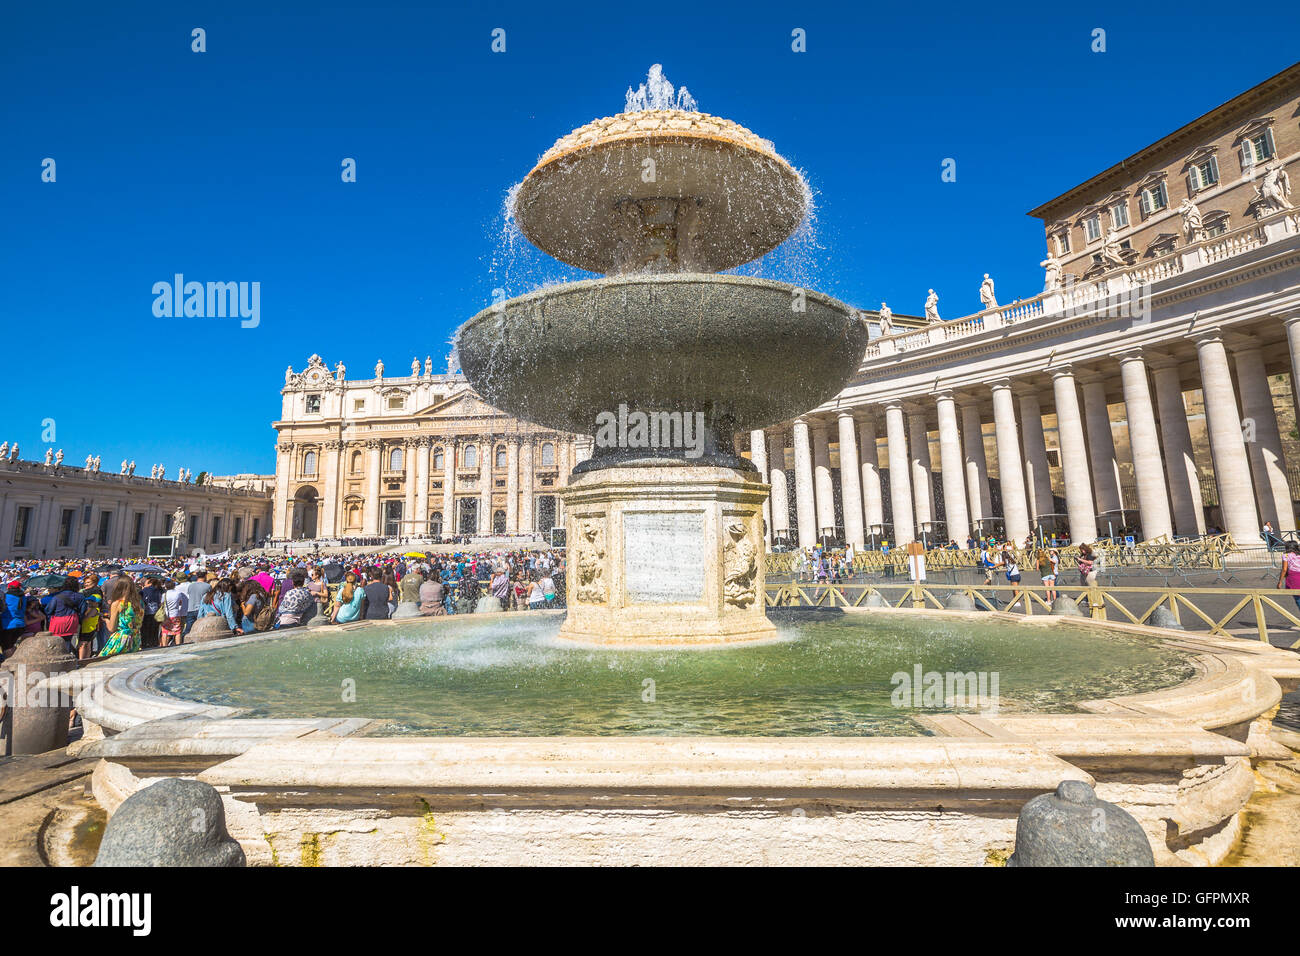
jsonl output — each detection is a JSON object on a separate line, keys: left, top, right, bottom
{"left": 1139, "top": 191, "right": 1150, "bottom": 218}
{"left": 1263, "top": 128, "right": 1276, "bottom": 160}
{"left": 1208, "top": 155, "right": 1219, "bottom": 185}
{"left": 1188, "top": 169, "right": 1199, "bottom": 193}
{"left": 1241, "top": 141, "right": 1255, "bottom": 172}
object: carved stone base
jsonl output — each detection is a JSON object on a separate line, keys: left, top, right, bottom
{"left": 558, "top": 464, "right": 776, "bottom": 646}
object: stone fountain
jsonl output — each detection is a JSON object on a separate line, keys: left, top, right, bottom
{"left": 457, "top": 66, "right": 868, "bottom": 644}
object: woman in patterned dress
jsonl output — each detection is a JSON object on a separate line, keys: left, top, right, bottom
{"left": 99, "top": 577, "right": 143, "bottom": 656}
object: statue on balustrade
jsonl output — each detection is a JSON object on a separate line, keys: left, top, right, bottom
{"left": 1256, "top": 161, "right": 1293, "bottom": 213}
{"left": 1179, "top": 197, "right": 1204, "bottom": 242}
{"left": 979, "top": 274, "right": 998, "bottom": 311}
{"left": 877, "top": 303, "right": 893, "bottom": 335}
{"left": 1039, "top": 254, "right": 1062, "bottom": 293}
{"left": 924, "top": 289, "right": 940, "bottom": 323}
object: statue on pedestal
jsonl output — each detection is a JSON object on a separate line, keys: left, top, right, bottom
{"left": 44, "top": 448, "right": 53, "bottom": 467}
{"left": 335, "top": 362, "right": 346, "bottom": 382}
{"left": 128, "top": 460, "right": 136, "bottom": 476}
{"left": 1040, "top": 254, "right": 1062, "bottom": 293}
{"left": 979, "top": 274, "right": 997, "bottom": 311}
{"left": 170, "top": 507, "right": 187, "bottom": 540}
{"left": 150, "top": 464, "right": 158, "bottom": 479}
{"left": 1257, "top": 161, "right": 1293, "bottom": 213}
{"left": 924, "top": 289, "right": 940, "bottom": 322}
{"left": 0, "top": 442, "right": 9, "bottom": 462}
{"left": 878, "top": 303, "right": 893, "bottom": 334}
{"left": 93, "top": 455, "right": 101, "bottom": 473}
{"left": 374, "top": 359, "right": 385, "bottom": 379}
{"left": 120, "top": 459, "right": 129, "bottom": 475}
{"left": 54, "top": 449, "right": 64, "bottom": 468}
{"left": 7, "top": 444, "right": 16, "bottom": 462}
{"left": 424, "top": 356, "right": 433, "bottom": 377}
{"left": 411, "top": 358, "right": 420, "bottom": 377}
{"left": 1179, "top": 197, "right": 1204, "bottom": 242}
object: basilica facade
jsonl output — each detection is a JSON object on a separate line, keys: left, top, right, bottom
{"left": 271, "top": 354, "right": 590, "bottom": 541}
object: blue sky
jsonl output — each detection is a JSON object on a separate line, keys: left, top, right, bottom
{"left": 2, "top": 1, "right": 1293, "bottom": 475}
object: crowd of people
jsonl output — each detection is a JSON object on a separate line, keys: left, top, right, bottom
{"left": 0, "top": 548, "right": 566, "bottom": 665}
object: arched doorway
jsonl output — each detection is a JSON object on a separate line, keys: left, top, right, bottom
{"left": 292, "top": 486, "right": 319, "bottom": 539}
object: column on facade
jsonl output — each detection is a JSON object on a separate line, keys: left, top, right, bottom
{"left": 1234, "top": 345, "right": 1296, "bottom": 531}
{"left": 1284, "top": 312, "right": 1300, "bottom": 428}
{"left": 906, "top": 409, "right": 934, "bottom": 531}
{"left": 934, "top": 391, "right": 970, "bottom": 547}
{"left": 505, "top": 437, "right": 520, "bottom": 534}
{"left": 990, "top": 380, "right": 1031, "bottom": 542}
{"left": 858, "top": 414, "right": 884, "bottom": 535}
{"left": 1117, "top": 350, "right": 1174, "bottom": 541}
{"left": 791, "top": 418, "right": 816, "bottom": 549}
{"left": 518, "top": 439, "right": 534, "bottom": 534}
{"left": 415, "top": 438, "right": 432, "bottom": 537}
{"left": 1050, "top": 366, "right": 1097, "bottom": 543}
{"left": 811, "top": 420, "right": 836, "bottom": 539}
{"left": 442, "top": 437, "right": 456, "bottom": 535}
{"left": 1018, "top": 391, "right": 1054, "bottom": 523}
{"left": 960, "top": 402, "right": 992, "bottom": 530}
{"left": 320, "top": 440, "right": 342, "bottom": 537}
{"left": 403, "top": 440, "right": 419, "bottom": 537}
{"left": 750, "top": 429, "right": 773, "bottom": 548}
{"left": 883, "top": 401, "right": 915, "bottom": 546}
{"left": 272, "top": 443, "right": 292, "bottom": 538}
{"left": 1081, "top": 380, "right": 1124, "bottom": 524}
{"left": 363, "top": 440, "right": 382, "bottom": 535}
{"left": 835, "top": 413, "right": 865, "bottom": 551}
{"left": 1192, "top": 330, "right": 1260, "bottom": 542}
{"left": 478, "top": 435, "right": 493, "bottom": 534}
{"left": 768, "top": 428, "right": 791, "bottom": 542}
{"left": 1149, "top": 362, "right": 1206, "bottom": 537}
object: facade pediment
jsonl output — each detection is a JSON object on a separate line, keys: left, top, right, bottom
{"left": 417, "top": 390, "right": 502, "bottom": 420}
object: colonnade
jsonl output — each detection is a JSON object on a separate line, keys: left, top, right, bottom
{"left": 753, "top": 327, "right": 1296, "bottom": 549}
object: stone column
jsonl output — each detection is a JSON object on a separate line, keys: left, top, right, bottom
{"left": 272, "top": 442, "right": 292, "bottom": 538}
{"left": 442, "top": 437, "right": 456, "bottom": 535}
{"left": 1150, "top": 364, "right": 1206, "bottom": 537}
{"left": 907, "top": 409, "right": 934, "bottom": 530}
{"left": 960, "top": 402, "right": 992, "bottom": 531}
{"left": 320, "top": 440, "right": 342, "bottom": 537}
{"left": 990, "top": 380, "right": 1031, "bottom": 543}
{"left": 934, "top": 391, "right": 970, "bottom": 547}
{"left": 518, "top": 440, "right": 534, "bottom": 534}
{"left": 883, "top": 401, "right": 915, "bottom": 545}
{"left": 1050, "top": 366, "right": 1097, "bottom": 543}
{"left": 1284, "top": 312, "right": 1300, "bottom": 427}
{"left": 1018, "top": 391, "right": 1054, "bottom": 523}
{"left": 1117, "top": 350, "right": 1173, "bottom": 541}
{"left": 791, "top": 418, "right": 817, "bottom": 549}
{"left": 403, "top": 440, "right": 418, "bottom": 537}
{"left": 478, "top": 436, "right": 493, "bottom": 534}
{"left": 768, "top": 429, "right": 791, "bottom": 542}
{"left": 1235, "top": 346, "right": 1296, "bottom": 531}
{"left": 505, "top": 437, "right": 520, "bottom": 533}
{"left": 811, "top": 421, "right": 836, "bottom": 540}
{"left": 750, "top": 429, "right": 773, "bottom": 548}
{"left": 836, "top": 413, "right": 865, "bottom": 551}
{"left": 858, "top": 415, "right": 884, "bottom": 534}
{"left": 1192, "top": 330, "right": 1260, "bottom": 542}
{"left": 1081, "top": 381, "right": 1124, "bottom": 526}
{"left": 363, "top": 440, "right": 382, "bottom": 535}
{"left": 415, "top": 438, "right": 432, "bottom": 536}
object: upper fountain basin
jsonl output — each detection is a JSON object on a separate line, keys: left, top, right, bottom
{"left": 456, "top": 273, "right": 868, "bottom": 437}
{"left": 513, "top": 110, "right": 808, "bottom": 274}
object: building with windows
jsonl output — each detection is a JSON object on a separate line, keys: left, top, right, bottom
{"left": 271, "top": 354, "right": 588, "bottom": 541}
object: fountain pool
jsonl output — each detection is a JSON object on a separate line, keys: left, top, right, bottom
{"left": 153, "top": 612, "right": 1197, "bottom": 737}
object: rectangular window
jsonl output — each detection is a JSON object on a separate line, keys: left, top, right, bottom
{"left": 1083, "top": 216, "right": 1101, "bottom": 241}
{"left": 306, "top": 394, "right": 322, "bottom": 414}
{"left": 1189, "top": 157, "right": 1219, "bottom": 192}
{"left": 58, "top": 508, "right": 76, "bottom": 548}
{"left": 132, "top": 512, "right": 145, "bottom": 546}
{"left": 353, "top": 398, "right": 366, "bottom": 413}
{"left": 1056, "top": 231, "right": 1070, "bottom": 254}
{"left": 1242, "top": 130, "right": 1275, "bottom": 168}
{"left": 387, "top": 395, "right": 406, "bottom": 410}
{"left": 211, "top": 516, "right": 222, "bottom": 544}
{"left": 1138, "top": 182, "right": 1168, "bottom": 218}
{"left": 97, "top": 511, "right": 112, "bottom": 546}
{"left": 1206, "top": 219, "right": 1229, "bottom": 237}
{"left": 1110, "top": 202, "right": 1129, "bottom": 229}
{"left": 13, "top": 506, "right": 32, "bottom": 548}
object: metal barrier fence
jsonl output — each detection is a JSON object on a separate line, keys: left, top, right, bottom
{"left": 765, "top": 534, "right": 1238, "bottom": 576}
{"left": 762, "top": 582, "right": 1300, "bottom": 649}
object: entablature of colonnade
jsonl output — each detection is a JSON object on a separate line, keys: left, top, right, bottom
{"left": 817, "top": 225, "right": 1300, "bottom": 411}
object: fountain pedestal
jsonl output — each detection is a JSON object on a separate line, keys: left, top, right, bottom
{"left": 559, "top": 465, "right": 776, "bottom": 645}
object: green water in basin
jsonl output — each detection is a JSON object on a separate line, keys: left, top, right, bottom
{"left": 154, "top": 611, "right": 1197, "bottom": 737}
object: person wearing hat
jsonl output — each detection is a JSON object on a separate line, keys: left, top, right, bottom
{"left": 1, "top": 579, "right": 27, "bottom": 656}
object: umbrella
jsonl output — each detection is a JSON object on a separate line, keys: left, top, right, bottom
{"left": 322, "top": 562, "right": 344, "bottom": 583}
{"left": 123, "top": 563, "right": 166, "bottom": 574}
{"left": 403, "top": 552, "right": 428, "bottom": 558}
{"left": 22, "top": 574, "right": 66, "bottom": 589}
{"left": 94, "top": 563, "right": 124, "bottom": 574}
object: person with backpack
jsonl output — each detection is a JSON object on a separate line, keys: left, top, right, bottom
{"left": 139, "top": 576, "right": 163, "bottom": 649}
{"left": 1037, "top": 548, "right": 1059, "bottom": 603}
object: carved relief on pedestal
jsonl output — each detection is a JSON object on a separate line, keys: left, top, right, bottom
{"left": 574, "top": 515, "right": 609, "bottom": 605}
{"left": 723, "top": 513, "right": 759, "bottom": 609}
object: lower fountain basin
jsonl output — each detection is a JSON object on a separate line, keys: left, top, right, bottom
{"left": 456, "top": 273, "right": 867, "bottom": 440}
{"left": 153, "top": 611, "right": 1197, "bottom": 737}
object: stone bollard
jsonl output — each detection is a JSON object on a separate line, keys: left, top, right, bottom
{"left": 94, "top": 777, "right": 246, "bottom": 867}
{"left": 0, "top": 633, "right": 77, "bottom": 755}
{"left": 1050, "top": 595, "right": 1085, "bottom": 616}
{"left": 945, "top": 593, "right": 976, "bottom": 611}
{"left": 187, "top": 615, "right": 232, "bottom": 644}
{"left": 1148, "top": 606, "right": 1183, "bottom": 630}
{"left": 1007, "top": 779, "right": 1154, "bottom": 867}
